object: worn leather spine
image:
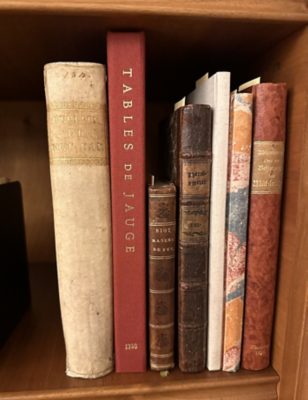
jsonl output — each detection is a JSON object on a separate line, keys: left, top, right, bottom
{"left": 187, "top": 72, "right": 230, "bottom": 370}
{"left": 44, "top": 63, "right": 113, "bottom": 378}
{"left": 170, "top": 104, "right": 212, "bottom": 372}
{"left": 148, "top": 182, "right": 176, "bottom": 371}
{"left": 222, "top": 92, "right": 253, "bottom": 372}
{"left": 242, "top": 83, "right": 287, "bottom": 371}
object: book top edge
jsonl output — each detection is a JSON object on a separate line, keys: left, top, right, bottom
{"left": 212, "top": 71, "right": 231, "bottom": 75}
{"left": 176, "top": 104, "right": 212, "bottom": 111}
{"left": 255, "top": 82, "right": 287, "bottom": 88}
{"left": 148, "top": 181, "right": 176, "bottom": 189}
{"left": 44, "top": 62, "right": 104, "bottom": 70}
{"left": 107, "top": 31, "right": 145, "bottom": 37}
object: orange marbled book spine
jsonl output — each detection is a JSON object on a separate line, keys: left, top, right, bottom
{"left": 222, "top": 92, "right": 253, "bottom": 372}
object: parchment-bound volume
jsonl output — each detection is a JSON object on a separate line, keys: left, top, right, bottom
{"left": 170, "top": 104, "right": 212, "bottom": 372}
{"left": 222, "top": 92, "right": 253, "bottom": 372}
{"left": 187, "top": 72, "right": 230, "bottom": 370}
{"left": 148, "top": 182, "right": 176, "bottom": 371}
{"left": 242, "top": 83, "right": 287, "bottom": 370}
{"left": 107, "top": 32, "right": 146, "bottom": 372}
{"left": 44, "top": 62, "right": 113, "bottom": 378}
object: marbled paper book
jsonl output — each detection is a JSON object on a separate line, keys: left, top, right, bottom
{"left": 222, "top": 92, "right": 253, "bottom": 372}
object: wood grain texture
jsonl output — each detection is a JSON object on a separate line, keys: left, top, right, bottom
{"left": 253, "top": 27, "right": 308, "bottom": 399}
{"left": 0, "top": 0, "right": 307, "bottom": 21}
{"left": 0, "top": 102, "right": 55, "bottom": 263}
{"left": 0, "top": 13, "right": 304, "bottom": 101}
{"left": 0, "top": 1, "right": 307, "bottom": 399}
{"left": 0, "top": 264, "right": 278, "bottom": 400}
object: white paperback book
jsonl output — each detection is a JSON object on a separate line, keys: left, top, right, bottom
{"left": 186, "top": 71, "right": 231, "bottom": 371}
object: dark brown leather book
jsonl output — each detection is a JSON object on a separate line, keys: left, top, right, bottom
{"left": 0, "top": 181, "right": 30, "bottom": 346}
{"left": 148, "top": 181, "right": 176, "bottom": 371}
{"left": 170, "top": 104, "right": 212, "bottom": 372}
{"left": 242, "top": 83, "right": 287, "bottom": 370}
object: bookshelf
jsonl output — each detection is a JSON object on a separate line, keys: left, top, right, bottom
{"left": 0, "top": 1, "right": 307, "bottom": 399}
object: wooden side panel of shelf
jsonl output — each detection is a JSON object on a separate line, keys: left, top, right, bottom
{"left": 254, "top": 27, "right": 308, "bottom": 400}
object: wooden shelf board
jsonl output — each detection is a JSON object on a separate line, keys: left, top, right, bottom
{"left": 0, "top": 263, "right": 279, "bottom": 400}
{"left": 0, "top": 0, "right": 307, "bottom": 22}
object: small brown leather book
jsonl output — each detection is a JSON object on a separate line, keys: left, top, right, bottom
{"left": 242, "top": 83, "right": 287, "bottom": 370}
{"left": 170, "top": 104, "right": 212, "bottom": 372}
{"left": 148, "top": 181, "right": 176, "bottom": 371}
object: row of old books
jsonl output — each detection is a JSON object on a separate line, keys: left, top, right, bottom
{"left": 150, "top": 76, "right": 287, "bottom": 374}
{"left": 43, "top": 31, "right": 287, "bottom": 378}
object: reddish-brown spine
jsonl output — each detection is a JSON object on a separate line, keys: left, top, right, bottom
{"left": 242, "top": 83, "right": 287, "bottom": 370}
{"left": 107, "top": 32, "right": 146, "bottom": 372}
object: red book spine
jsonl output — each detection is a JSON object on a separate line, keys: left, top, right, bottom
{"left": 107, "top": 32, "right": 146, "bottom": 372}
{"left": 242, "top": 83, "right": 287, "bottom": 370}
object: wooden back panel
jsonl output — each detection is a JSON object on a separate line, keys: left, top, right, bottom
{"left": 0, "top": 101, "right": 55, "bottom": 263}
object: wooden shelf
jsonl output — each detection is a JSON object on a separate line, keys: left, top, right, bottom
{"left": 0, "top": 1, "right": 307, "bottom": 399}
{"left": 0, "top": 263, "right": 279, "bottom": 400}
{"left": 0, "top": 0, "right": 307, "bottom": 21}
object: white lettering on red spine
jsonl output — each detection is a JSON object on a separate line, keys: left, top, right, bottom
{"left": 125, "top": 343, "right": 138, "bottom": 350}
{"left": 124, "top": 129, "right": 134, "bottom": 137}
{"left": 122, "top": 67, "right": 136, "bottom": 255}
{"left": 122, "top": 68, "right": 133, "bottom": 77}
{"left": 123, "top": 192, "right": 134, "bottom": 198}
{"left": 125, "top": 218, "right": 135, "bottom": 227}
{"left": 124, "top": 143, "right": 133, "bottom": 150}
{"left": 123, "top": 100, "right": 133, "bottom": 109}
{"left": 123, "top": 115, "right": 133, "bottom": 123}
{"left": 123, "top": 84, "right": 132, "bottom": 93}
{"left": 125, "top": 203, "right": 135, "bottom": 213}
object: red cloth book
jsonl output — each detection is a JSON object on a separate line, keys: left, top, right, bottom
{"left": 107, "top": 32, "right": 146, "bottom": 372}
{"left": 242, "top": 83, "right": 287, "bottom": 370}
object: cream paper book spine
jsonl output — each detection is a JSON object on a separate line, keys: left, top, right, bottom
{"left": 187, "top": 71, "right": 230, "bottom": 371}
{"left": 44, "top": 62, "right": 113, "bottom": 378}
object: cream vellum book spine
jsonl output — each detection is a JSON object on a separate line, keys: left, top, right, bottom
{"left": 44, "top": 62, "right": 113, "bottom": 378}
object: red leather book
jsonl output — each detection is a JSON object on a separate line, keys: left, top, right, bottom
{"left": 107, "top": 32, "right": 146, "bottom": 372}
{"left": 242, "top": 83, "right": 287, "bottom": 370}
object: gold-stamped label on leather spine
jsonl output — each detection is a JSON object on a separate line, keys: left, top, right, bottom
{"left": 181, "top": 159, "right": 210, "bottom": 196}
{"left": 251, "top": 141, "right": 284, "bottom": 195}
{"left": 179, "top": 203, "right": 208, "bottom": 244}
{"left": 47, "top": 101, "right": 108, "bottom": 165}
